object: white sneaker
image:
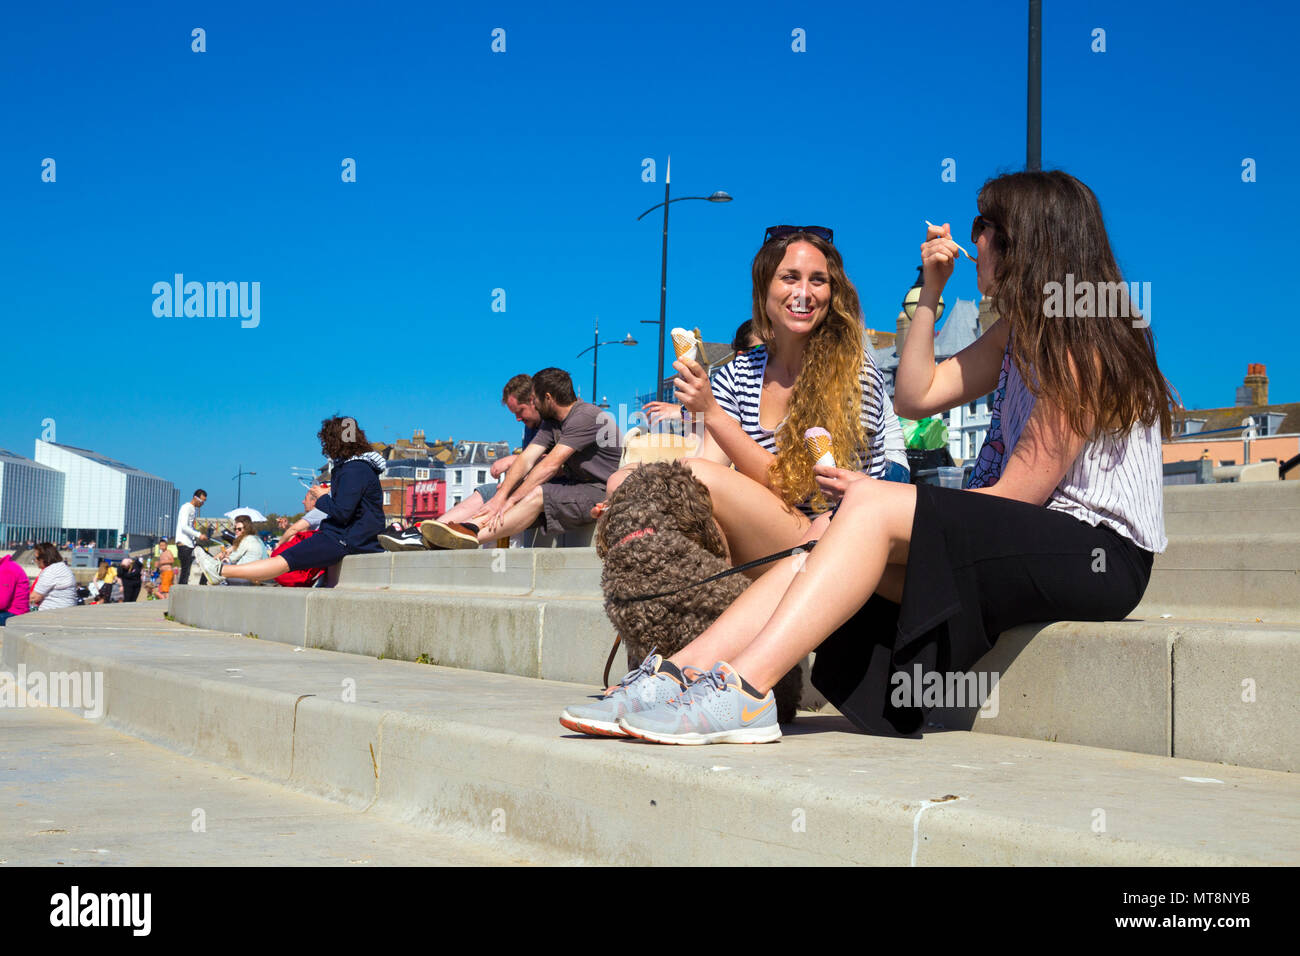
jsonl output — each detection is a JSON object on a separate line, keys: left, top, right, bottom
{"left": 192, "top": 548, "right": 224, "bottom": 585}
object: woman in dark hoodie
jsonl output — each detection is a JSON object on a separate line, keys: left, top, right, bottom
{"left": 193, "top": 416, "right": 385, "bottom": 585}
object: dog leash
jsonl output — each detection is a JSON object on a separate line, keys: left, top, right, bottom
{"left": 600, "top": 538, "right": 820, "bottom": 686}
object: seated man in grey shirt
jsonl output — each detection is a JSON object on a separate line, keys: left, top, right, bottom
{"left": 277, "top": 485, "right": 328, "bottom": 545}
{"left": 420, "top": 367, "right": 622, "bottom": 549}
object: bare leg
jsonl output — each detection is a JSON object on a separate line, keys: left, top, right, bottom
{"left": 440, "top": 491, "right": 486, "bottom": 525}
{"left": 732, "top": 479, "right": 918, "bottom": 692}
{"left": 606, "top": 466, "right": 635, "bottom": 498}
{"left": 219, "top": 555, "right": 291, "bottom": 582}
{"left": 476, "top": 487, "right": 545, "bottom": 543}
{"left": 682, "top": 459, "right": 810, "bottom": 576}
{"left": 669, "top": 507, "right": 907, "bottom": 670}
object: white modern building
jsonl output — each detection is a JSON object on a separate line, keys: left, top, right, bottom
{"left": 0, "top": 448, "right": 66, "bottom": 548}
{"left": 438, "top": 441, "right": 512, "bottom": 506}
{"left": 33, "top": 440, "right": 178, "bottom": 550}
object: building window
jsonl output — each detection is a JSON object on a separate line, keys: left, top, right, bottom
{"left": 454, "top": 470, "right": 462, "bottom": 483}
{"left": 416, "top": 468, "right": 429, "bottom": 480}
{"left": 382, "top": 492, "right": 391, "bottom": 505}
{"left": 452, "top": 496, "right": 461, "bottom": 505}
{"left": 478, "top": 470, "right": 487, "bottom": 483}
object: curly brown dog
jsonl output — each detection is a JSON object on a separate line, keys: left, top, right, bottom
{"left": 596, "top": 460, "right": 802, "bottom": 723}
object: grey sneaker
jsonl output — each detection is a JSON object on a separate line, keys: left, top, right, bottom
{"left": 192, "top": 547, "right": 224, "bottom": 585}
{"left": 617, "top": 661, "right": 781, "bottom": 745}
{"left": 560, "top": 652, "right": 687, "bottom": 738}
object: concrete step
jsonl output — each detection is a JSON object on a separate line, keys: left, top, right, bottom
{"left": 168, "top": 583, "right": 1300, "bottom": 772}
{"left": 1164, "top": 479, "right": 1300, "bottom": 513}
{"left": 1135, "top": 534, "right": 1300, "bottom": 623}
{"left": 1163, "top": 481, "right": 1300, "bottom": 535}
{"left": 0, "top": 702, "right": 556, "bottom": 865}
{"left": 5, "top": 603, "right": 1297, "bottom": 865}
{"left": 261, "top": 531, "right": 1300, "bottom": 621}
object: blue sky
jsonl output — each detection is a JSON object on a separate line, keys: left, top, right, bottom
{"left": 3, "top": 0, "right": 1295, "bottom": 516}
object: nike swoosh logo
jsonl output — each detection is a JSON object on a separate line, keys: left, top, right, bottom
{"left": 741, "top": 699, "right": 773, "bottom": 722}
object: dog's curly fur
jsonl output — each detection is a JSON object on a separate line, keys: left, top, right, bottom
{"left": 596, "top": 461, "right": 802, "bottom": 723}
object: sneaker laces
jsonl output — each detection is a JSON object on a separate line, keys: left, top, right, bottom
{"left": 609, "top": 648, "right": 660, "bottom": 695}
{"left": 665, "top": 666, "right": 727, "bottom": 710}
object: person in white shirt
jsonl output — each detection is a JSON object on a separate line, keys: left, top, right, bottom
{"left": 30, "top": 543, "right": 79, "bottom": 612}
{"left": 174, "top": 489, "right": 210, "bottom": 586}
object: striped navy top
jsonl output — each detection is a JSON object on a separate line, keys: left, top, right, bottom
{"left": 710, "top": 345, "right": 905, "bottom": 516}
{"left": 966, "top": 333, "right": 1167, "bottom": 553}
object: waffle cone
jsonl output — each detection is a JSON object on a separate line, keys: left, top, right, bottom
{"left": 804, "top": 433, "right": 835, "bottom": 468}
{"left": 671, "top": 328, "right": 696, "bottom": 360}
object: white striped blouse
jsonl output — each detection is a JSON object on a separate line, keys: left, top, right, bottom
{"left": 967, "top": 334, "right": 1168, "bottom": 553}
{"left": 709, "top": 345, "right": 904, "bottom": 516}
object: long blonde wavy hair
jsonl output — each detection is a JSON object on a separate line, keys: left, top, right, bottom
{"left": 749, "top": 233, "right": 870, "bottom": 513}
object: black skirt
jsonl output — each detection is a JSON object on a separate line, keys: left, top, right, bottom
{"left": 811, "top": 482, "right": 1154, "bottom": 736}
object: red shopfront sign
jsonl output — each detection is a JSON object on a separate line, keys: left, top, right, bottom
{"left": 406, "top": 479, "right": 446, "bottom": 521}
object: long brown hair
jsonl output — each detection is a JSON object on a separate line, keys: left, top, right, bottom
{"left": 749, "top": 233, "right": 868, "bottom": 512}
{"left": 979, "top": 170, "right": 1176, "bottom": 437}
{"left": 233, "top": 514, "right": 254, "bottom": 549}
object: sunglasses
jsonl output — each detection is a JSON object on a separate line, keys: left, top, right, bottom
{"left": 971, "top": 215, "right": 999, "bottom": 244}
{"left": 764, "top": 224, "right": 834, "bottom": 245}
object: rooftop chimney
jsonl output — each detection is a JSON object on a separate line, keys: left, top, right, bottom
{"left": 895, "top": 310, "right": 909, "bottom": 353}
{"left": 1243, "top": 363, "right": 1269, "bottom": 407}
{"left": 977, "top": 295, "right": 999, "bottom": 335}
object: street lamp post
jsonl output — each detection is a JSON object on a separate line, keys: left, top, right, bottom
{"left": 1027, "top": 0, "right": 1041, "bottom": 170}
{"left": 233, "top": 465, "right": 256, "bottom": 509}
{"left": 637, "top": 157, "right": 732, "bottom": 401}
{"left": 576, "top": 316, "right": 637, "bottom": 404}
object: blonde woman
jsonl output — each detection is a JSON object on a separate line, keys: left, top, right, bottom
{"left": 609, "top": 226, "right": 907, "bottom": 572}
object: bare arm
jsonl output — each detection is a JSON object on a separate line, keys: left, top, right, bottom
{"left": 494, "top": 441, "right": 546, "bottom": 502}
{"left": 968, "top": 386, "right": 1088, "bottom": 507}
{"left": 501, "top": 443, "right": 577, "bottom": 506}
{"left": 675, "top": 356, "right": 777, "bottom": 486}
{"left": 895, "top": 313, "right": 1008, "bottom": 419}
{"left": 893, "top": 223, "right": 1008, "bottom": 420}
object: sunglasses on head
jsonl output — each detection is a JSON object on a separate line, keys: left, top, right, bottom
{"left": 763, "top": 224, "right": 834, "bottom": 245}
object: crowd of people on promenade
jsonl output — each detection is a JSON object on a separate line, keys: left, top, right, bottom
{"left": 6, "top": 170, "right": 1173, "bottom": 745}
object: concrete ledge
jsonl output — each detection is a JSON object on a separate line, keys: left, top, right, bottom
{"left": 1164, "top": 480, "right": 1300, "bottom": 511}
{"left": 172, "top": 585, "right": 617, "bottom": 685}
{"left": 335, "top": 547, "right": 602, "bottom": 595}
{"left": 928, "top": 620, "right": 1172, "bottom": 757}
{"left": 1172, "top": 624, "right": 1300, "bottom": 773}
{"left": 5, "top": 605, "right": 1297, "bottom": 865}
{"left": 930, "top": 618, "right": 1300, "bottom": 773}
{"left": 170, "top": 584, "right": 1300, "bottom": 771}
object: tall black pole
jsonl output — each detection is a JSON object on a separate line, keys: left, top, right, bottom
{"left": 656, "top": 156, "right": 671, "bottom": 403}
{"left": 1027, "top": 0, "right": 1041, "bottom": 171}
{"left": 237, "top": 464, "right": 243, "bottom": 509}
{"left": 592, "top": 317, "right": 599, "bottom": 402}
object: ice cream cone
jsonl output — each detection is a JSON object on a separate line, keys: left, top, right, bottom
{"left": 803, "top": 427, "right": 835, "bottom": 468}
{"left": 671, "top": 327, "right": 699, "bottom": 363}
